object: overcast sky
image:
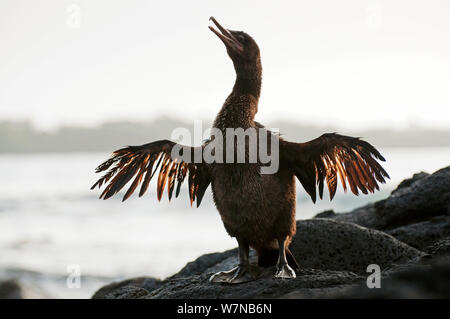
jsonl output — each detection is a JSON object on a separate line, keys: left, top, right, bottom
{"left": 1, "top": 0, "right": 449, "bottom": 130}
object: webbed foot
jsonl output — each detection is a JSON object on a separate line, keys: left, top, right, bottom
{"left": 275, "top": 262, "right": 296, "bottom": 279}
{"left": 209, "top": 264, "right": 261, "bottom": 284}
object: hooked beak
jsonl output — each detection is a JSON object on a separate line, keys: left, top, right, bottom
{"left": 209, "top": 16, "right": 244, "bottom": 54}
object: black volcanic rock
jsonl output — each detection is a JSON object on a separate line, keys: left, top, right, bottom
{"left": 91, "top": 220, "right": 426, "bottom": 299}
{"left": 289, "top": 219, "right": 424, "bottom": 274}
{"left": 0, "top": 280, "right": 24, "bottom": 299}
{"left": 0, "top": 280, "right": 48, "bottom": 299}
{"left": 92, "top": 167, "right": 450, "bottom": 299}
{"left": 169, "top": 249, "right": 238, "bottom": 280}
{"left": 146, "top": 270, "right": 363, "bottom": 299}
{"left": 335, "top": 258, "right": 450, "bottom": 298}
{"left": 392, "top": 172, "right": 429, "bottom": 193}
{"left": 321, "top": 166, "right": 450, "bottom": 231}
{"left": 386, "top": 216, "right": 450, "bottom": 251}
{"left": 92, "top": 277, "right": 162, "bottom": 299}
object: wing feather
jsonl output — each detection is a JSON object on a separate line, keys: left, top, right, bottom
{"left": 123, "top": 155, "right": 149, "bottom": 201}
{"left": 91, "top": 140, "right": 210, "bottom": 206}
{"left": 138, "top": 154, "right": 157, "bottom": 197}
{"left": 281, "top": 133, "right": 388, "bottom": 203}
{"left": 167, "top": 162, "right": 179, "bottom": 201}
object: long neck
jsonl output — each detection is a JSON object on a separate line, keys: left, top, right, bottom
{"left": 213, "top": 57, "right": 262, "bottom": 130}
{"left": 231, "top": 57, "right": 262, "bottom": 100}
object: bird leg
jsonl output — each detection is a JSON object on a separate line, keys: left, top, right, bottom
{"left": 209, "top": 238, "right": 260, "bottom": 284}
{"left": 274, "top": 236, "right": 296, "bottom": 279}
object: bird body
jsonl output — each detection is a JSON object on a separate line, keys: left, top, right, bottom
{"left": 91, "top": 17, "right": 389, "bottom": 283}
{"left": 210, "top": 77, "right": 296, "bottom": 255}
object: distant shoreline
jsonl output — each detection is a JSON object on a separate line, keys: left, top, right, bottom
{"left": 1, "top": 118, "right": 450, "bottom": 153}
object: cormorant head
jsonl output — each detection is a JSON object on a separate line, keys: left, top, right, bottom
{"left": 209, "top": 17, "right": 260, "bottom": 73}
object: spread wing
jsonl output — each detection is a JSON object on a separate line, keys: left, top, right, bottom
{"left": 280, "top": 133, "right": 389, "bottom": 203}
{"left": 91, "top": 139, "right": 210, "bottom": 207}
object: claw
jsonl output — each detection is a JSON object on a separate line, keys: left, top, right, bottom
{"left": 210, "top": 264, "right": 261, "bottom": 284}
{"left": 275, "top": 263, "right": 296, "bottom": 279}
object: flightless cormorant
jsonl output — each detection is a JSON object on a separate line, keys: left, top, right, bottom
{"left": 91, "top": 17, "right": 389, "bottom": 283}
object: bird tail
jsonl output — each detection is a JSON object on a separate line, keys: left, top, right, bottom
{"left": 257, "top": 247, "right": 299, "bottom": 271}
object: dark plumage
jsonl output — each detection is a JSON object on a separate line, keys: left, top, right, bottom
{"left": 91, "top": 17, "right": 389, "bottom": 283}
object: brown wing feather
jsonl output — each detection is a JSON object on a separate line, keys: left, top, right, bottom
{"left": 167, "top": 162, "right": 179, "bottom": 201}
{"left": 281, "top": 133, "right": 389, "bottom": 203}
{"left": 157, "top": 154, "right": 171, "bottom": 201}
{"left": 91, "top": 140, "right": 210, "bottom": 206}
{"left": 138, "top": 154, "right": 157, "bottom": 197}
{"left": 123, "top": 155, "right": 149, "bottom": 201}
{"left": 324, "top": 155, "right": 338, "bottom": 200}
{"left": 334, "top": 154, "right": 348, "bottom": 192}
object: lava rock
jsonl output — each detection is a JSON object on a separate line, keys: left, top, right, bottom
{"left": 0, "top": 280, "right": 48, "bottom": 299}
{"left": 91, "top": 167, "right": 450, "bottom": 299}
{"left": 92, "top": 277, "right": 162, "bottom": 299}
{"left": 147, "top": 270, "right": 363, "bottom": 299}
{"left": 289, "top": 219, "right": 425, "bottom": 274}
{"left": 336, "top": 258, "right": 450, "bottom": 298}
{"left": 326, "top": 166, "right": 450, "bottom": 231}
{"left": 386, "top": 215, "right": 450, "bottom": 251}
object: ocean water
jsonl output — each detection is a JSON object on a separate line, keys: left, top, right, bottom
{"left": 0, "top": 148, "right": 449, "bottom": 298}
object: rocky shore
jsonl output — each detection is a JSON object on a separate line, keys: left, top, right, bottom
{"left": 91, "top": 166, "right": 450, "bottom": 299}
